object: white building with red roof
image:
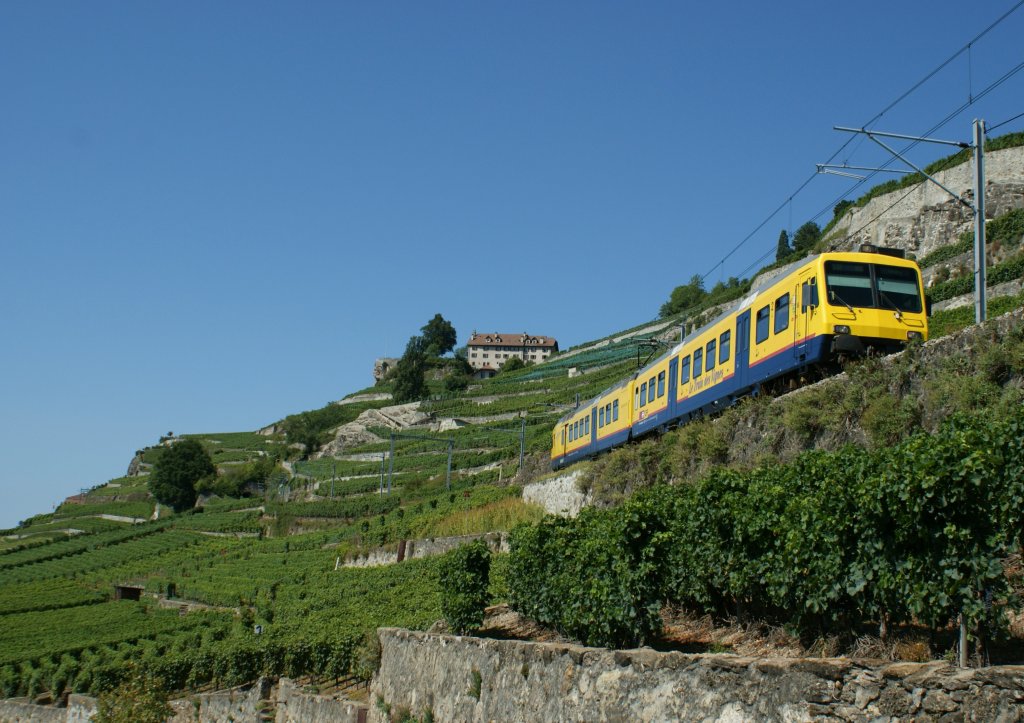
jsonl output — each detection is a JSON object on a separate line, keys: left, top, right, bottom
{"left": 466, "top": 332, "right": 559, "bottom": 378}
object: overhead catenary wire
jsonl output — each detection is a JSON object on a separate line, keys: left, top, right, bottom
{"left": 834, "top": 57, "right": 1024, "bottom": 244}
{"left": 987, "top": 109, "right": 1024, "bottom": 133}
{"left": 698, "top": 0, "right": 1024, "bottom": 285}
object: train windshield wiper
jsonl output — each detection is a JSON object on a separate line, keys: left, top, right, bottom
{"left": 877, "top": 289, "right": 904, "bottom": 320}
{"left": 828, "top": 289, "right": 856, "bottom": 313}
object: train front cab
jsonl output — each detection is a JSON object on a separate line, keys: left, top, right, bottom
{"left": 814, "top": 250, "right": 927, "bottom": 356}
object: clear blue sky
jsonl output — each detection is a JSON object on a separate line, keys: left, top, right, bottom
{"left": 2, "top": 1, "right": 1022, "bottom": 528}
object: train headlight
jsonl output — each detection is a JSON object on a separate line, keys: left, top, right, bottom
{"left": 907, "top": 331, "right": 923, "bottom": 340}
{"left": 833, "top": 325, "right": 851, "bottom": 334}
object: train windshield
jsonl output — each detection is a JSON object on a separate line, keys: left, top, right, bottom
{"left": 824, "top": 261, "right": 922, "bottom": 313}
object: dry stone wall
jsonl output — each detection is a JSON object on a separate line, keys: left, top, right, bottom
{"left": 0, "top": 678, "right": 368, "bottom": 723}
{"left": 0, "top": 695, "right": 95, "bottom": 723}
{"left": 274, "top": 678, "right": 367, "bottom": 723}
{"left": 371, "top": 628, "right": 1024, "bottom": 722}
{"left": 343, "top": 532, "right": 507, "bottom": 568}
{"left": 829, "top": 146, "right": 1024, "bottom": 258}
{"left": 521, "top": 470, "right": 589, "bottom": 517}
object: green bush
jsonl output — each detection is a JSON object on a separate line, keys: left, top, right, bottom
{"left": 438, "top": 541, "right": 491, "bottom": 634}
{"left": 508, "top": 408, "right": 1024, "bottom": 644}
{"left": 507, "top": 494, "right": 671, "bottom": 648}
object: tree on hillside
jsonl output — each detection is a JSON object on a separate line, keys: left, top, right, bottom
{"left": 148, "top": 439, "right": 215, "bottom": 512}
{"left": 792, "top": 221, "right": 822, "bottom": 254}
{"left": 500, "top": 356, "right": 526, "bottom": 374}
{"left": 833, "top": 200, "right": 853, "bottom": 221}
{"left": 283, "top": 414, "right": 326, "bottom": 458}
{"left": 776, "top": 229, "right": 792, "bottom": 262}
{"left": 659, "top": 274, "right": 706, "bottom": 318}
{"left": 421, "top": 314, "right": 457, "bottom": 357}
{"left": 392, "top": 335, "right": 429, "bottom": 403}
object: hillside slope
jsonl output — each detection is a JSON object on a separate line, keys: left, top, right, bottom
{"left": 3, "top": 143, "right": 1024, "bottom": 708}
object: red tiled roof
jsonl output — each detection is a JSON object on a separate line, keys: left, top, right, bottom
{"left": 467, "top": 333, "right": 558, "bottom": 349}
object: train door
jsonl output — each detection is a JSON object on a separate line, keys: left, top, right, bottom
{"left": 735, "top": 310, "right": 751, "bottom": 387}
{"left": 667, "top": 357, "right": 678, "bottom": 420}
{"left": 795, "top": 270, "right": 819, "bottom": 363}
{"left": 590, "top": 407, "right": 598, "bottom": 450}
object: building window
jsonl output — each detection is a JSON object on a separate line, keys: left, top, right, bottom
{"left": 694, "top": 348, "right": 703, "bottom": 378}
{"left": 706, "top": 340, "right": 716, "bottom": 371}
{"left": 720, "top": 330, "right": 731, "bottom": 363}
{"left": 657, "top": 371, "right": 665, "bottom": 397}
{"left": 756, "top": 305, "right": 770, "bottom": 343}
{"left": 775, "top": 294, "right": 790, "bottom": 334}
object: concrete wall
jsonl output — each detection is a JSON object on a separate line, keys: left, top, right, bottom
{"left": 371, "top": 628, "right": 1024, "bottom": 723}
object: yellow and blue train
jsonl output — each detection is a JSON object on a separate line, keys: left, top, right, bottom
{"left": 550, "top": 246, "right": 928, "bottom": 469}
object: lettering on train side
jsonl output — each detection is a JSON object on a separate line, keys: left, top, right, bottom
{"left": 688, "top": 367, "right": 726, "bottom": 395}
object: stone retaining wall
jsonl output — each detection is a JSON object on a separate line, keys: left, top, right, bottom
{"left": 167, "top": 678, "right": 269, "bottom": 722}
{"left": 522, "top": 470, "right": 589, "bottom": 517}
{"left": 0, "top": 695, "right": 95, "bottom": 723}
{"left": 274, "top": 678, "right": 367, "bottom": 723}
{"left": 343, "top": 532, "right": 507, "bottom": 568}
{"left": 370, "top": 628, "right": 1024, "bottom": 722}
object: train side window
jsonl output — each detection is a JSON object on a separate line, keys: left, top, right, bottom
{"left": 561, "top": 427, "right": 565, "bottom": 445}
{"left": 613, "top": 399, "right": 619, "bottom": 421}
{"left": 657, "top": 371, "right": 665, "bottom": 397}
{"left": 585, "top": 417, "right": 589, "bottom": 435}
{"left": 680, "top": 356, "right": 690, "bottom": 383}
{"left": 756, "top": 305, "right": 770, "bottom": 343}
{"left": 706, "top": 340, "right": 716, "bottom": 371}
{"left": 639, "top": 382, "right": 647, "bottom": 406}
{"left": 720, "top": 330, "right": 731, "bottom": 363}
{"left": 599, "top": 407, "right": 605, "bottom": 427}
{"left": 693, "top": 348, "right": 703, "bottom": 378}
{"left": 634, "top": 387, "right": 640, "bottom": 410}
{"left": 648, "top": 376, "right": 656, "bottom": 403}
{"left": 774, "top": 294, "right": 790, "bottom": 334}
{"left": 606, "top": 403, "right": 612, "bottom": 423}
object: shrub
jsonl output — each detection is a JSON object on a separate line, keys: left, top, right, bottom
{"left": 509, "top": 407, "right": 1024, "bottom": 645}
{"left": 438, "top": 541, "right": 491, "bottom": 634}
{"left": 93, "top": 668, "right": 172, "bottom": 723}
{"left": 507, "top": 493, "right": 672, "bottom": 648}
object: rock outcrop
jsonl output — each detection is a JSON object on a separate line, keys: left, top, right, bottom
{"left": 315, "top": 402, "right": 433, "bottom": 459}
